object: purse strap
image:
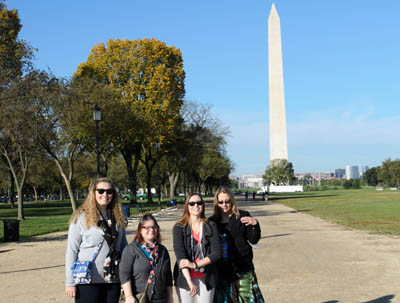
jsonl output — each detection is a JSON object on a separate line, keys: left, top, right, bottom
{"left": 91, "top": 238, "right": 104, "bottom": 262}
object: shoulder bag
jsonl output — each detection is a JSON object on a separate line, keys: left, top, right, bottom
{"left": 71, "top": 238, "right": 104, "bottom": 284}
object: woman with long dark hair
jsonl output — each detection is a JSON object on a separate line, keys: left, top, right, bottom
{"left": 173, "top": 193, "right": 221, "bottom": 303}
{"left": 65, "top": 178, "right": 128, "bottom": 303}
{"left": 119, "top": 214, "right": 173, "bottom": 303}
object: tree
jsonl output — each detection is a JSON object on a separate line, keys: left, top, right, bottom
{"left": 378, "top": 159, "right": 400, "bottom": 188}
{"left": 363, "top": 167, "right": 379, "bottom": 186}
{"left": 263, "top": 159, "right": 295, "bottom": 185}
{"left": 74, "top": 38, "right": 185, "bottom": 203}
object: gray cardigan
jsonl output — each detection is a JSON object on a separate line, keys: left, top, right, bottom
{"left": 65, "top": 213, "right": 127, "bottom": 286}
{"left": 119, "top": 241, "right": 172, "bottom": 303}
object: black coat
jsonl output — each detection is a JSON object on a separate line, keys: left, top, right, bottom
{"left": 172, "top": 221, "right": 221, "bottom": 291}
{"left": 208, "top": 209, "right": 261, "bottom": 282}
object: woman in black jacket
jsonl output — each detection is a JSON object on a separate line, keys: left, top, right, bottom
{"left": 173, "top": 193, "right": 221, "bottom": 303}
{"left": 119, "top": 214, "right": 173, "bottom": 303}
{"left": 208, "top": 186, "right": 264, "bottom": 303}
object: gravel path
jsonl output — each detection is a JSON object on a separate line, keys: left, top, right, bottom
{"left": 1, "top": 200, "right": 399, "bottom": 303}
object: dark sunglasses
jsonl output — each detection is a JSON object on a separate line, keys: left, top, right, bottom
{"left": 218, "top": 200, "right": 230, "bottom": 205}
{"left": 188, "top": 201, "right": 204, "bottom": 207}
{"left": 96, "top": 188, "right": 114, "bottom": 195}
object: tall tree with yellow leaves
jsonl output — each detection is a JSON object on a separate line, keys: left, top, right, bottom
{"left": 75, "top": 38, "right": 185, "bottom": 203}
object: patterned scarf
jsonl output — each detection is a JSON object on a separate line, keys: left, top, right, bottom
{"left": 140, "top": 241, "right": 159, "bottom": 282}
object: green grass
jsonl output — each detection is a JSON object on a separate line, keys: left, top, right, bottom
{"left": 0, "top": 199, "right": 171, "bottom": 242}
{"left": 270, "top": 189, "right": 400, "bottom": 235}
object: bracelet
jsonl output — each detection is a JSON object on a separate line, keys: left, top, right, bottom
{"left": 125, "top": 294, "right": 133, "bottom": 298}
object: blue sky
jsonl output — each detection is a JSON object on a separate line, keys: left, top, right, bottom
{"left": 8, "top": 0, "right": 400, "bottom": 175}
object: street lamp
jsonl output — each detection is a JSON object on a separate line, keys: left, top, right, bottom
{"left": 93, "top": 104, "right": 101, "bottom": 178}
{"left": 155, "top": 139, "right": 161, "bottom": 208}
{"left": 183, "top": 156, "right": 187, "bottom": 202}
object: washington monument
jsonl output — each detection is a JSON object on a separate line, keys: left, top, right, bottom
{"left": 268, "top": 3, "right": 288, "bottom": 161}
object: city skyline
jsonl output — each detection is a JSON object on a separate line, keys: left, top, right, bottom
{"left": 9, "top": 0, "right": 400, "bottom": 174}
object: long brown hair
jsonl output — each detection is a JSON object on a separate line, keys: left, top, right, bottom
{"left": 134, "top": 214, "right": 162, "bottom": 243}
{"left": 213, "top": 186, "right": 240, "bottom": 218}
{"left": 70, "top": 178, "right": 125, "bottom": 229}
{"left": 176, "top": 193, "right": 207, "bottom": 226}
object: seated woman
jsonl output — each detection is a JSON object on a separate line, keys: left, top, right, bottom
{"left": 119, "top": 214, "right": 173, "bottom": 303}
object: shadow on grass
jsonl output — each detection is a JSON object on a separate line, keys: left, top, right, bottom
{"left": 0, "top": 264, "right": 64, "bottom": 275}
{"left": 271, "top": 194, "right": 338, "bottom": 201}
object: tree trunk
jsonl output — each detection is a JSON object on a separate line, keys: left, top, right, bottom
{"left": 8, "top": 171, "right": 14, "bottom": 209}
{"left": 168, "top": 172, "right": 179, "bottom": 199}
{"left": 54, "top": 158, "right": 77, "bottom": 212}
{"left": 145, "top": 160, "right": 153, "bottom": 203}
{"left": 32, "top": 184, "right": 38, "bottom": 201}
{"left": 121, "top": 147, "right": 140, "bottom": 205}
{"left": 17, "top": 186, "right": 24, "bottom": 220}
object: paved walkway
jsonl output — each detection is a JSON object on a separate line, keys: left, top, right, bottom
{"left": 1, "top": 199, "right": 399, "bottom": 303}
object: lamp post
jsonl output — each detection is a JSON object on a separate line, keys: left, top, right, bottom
{"left": 93, "top": 104, "right": 101, "bottom": 178}
{"left": 155, "top": 139, "right": 161, "bottom": 208}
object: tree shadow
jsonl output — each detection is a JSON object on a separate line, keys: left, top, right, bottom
{"left": 321, "top": 295, "right": 395, "bottom": 303}
{"left": 0, "top": 264, "right": 64, "bottom": 275}
{"left": 362, "top": 295, "right": 395, "bottom": 303}
{"left": 271, "top": 194, "right": 337, "bottom": 201}
{"left": 261, "top": 233, "right": 291, "bottom": 239}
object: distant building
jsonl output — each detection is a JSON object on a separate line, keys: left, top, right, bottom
{"left": 346, "top": 165, "right": 359, "bottom": 179}
{"left": 360, "top": 166, "right": 369, "bottom": 178}
{"left": 237, "top": 174, "right": 264, "bottom": 188}
{"left": 335, "top": 168, "right": 346, "bottom": 179}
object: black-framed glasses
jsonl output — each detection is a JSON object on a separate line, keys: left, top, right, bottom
{"left": 188, "top": 201, "right": 204, "bottom": 207}
{"left": 218, "top": 200, "right": 230, "bottom": 205}
{"left": 96, "top": 188, "right": 114, "bottom": 195}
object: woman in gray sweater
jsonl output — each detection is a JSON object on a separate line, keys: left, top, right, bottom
{"left": 65, "top": 178, "right": 128, "bottom": 303}
{"left": 119, "top": 214, "right": 173, "bottom": 303}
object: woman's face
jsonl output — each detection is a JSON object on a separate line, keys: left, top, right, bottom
{"left": 140, "top": 220, "right": 158, "bottom": 244}
{"left": 187, "top": 195, "right": 204, "bottom": 217}
{"left": 95, "top": 181, "right": 114, "bottom": 209}
{"left": 217, "top": 192, "right": 232, "bottom": 214}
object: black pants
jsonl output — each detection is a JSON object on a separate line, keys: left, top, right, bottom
{"left": 76, "top": 283, "right": 121, "bottom": 303}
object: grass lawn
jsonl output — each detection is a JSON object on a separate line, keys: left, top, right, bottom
{"left": 271, "top": 189, "right": 400, "bottom": 235}
{"left": 0, "top": 199, "right": 168, "bottom": 242}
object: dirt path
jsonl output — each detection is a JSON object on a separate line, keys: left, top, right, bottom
{"left": 1, "top": 201, "right": 399, "bottom": 303}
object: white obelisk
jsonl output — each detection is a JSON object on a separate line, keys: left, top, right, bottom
{"left": 268, "top": 3, "right": 288, "bottom": 161}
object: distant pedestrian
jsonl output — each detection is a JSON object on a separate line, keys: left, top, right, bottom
{"left": 252, "top": 191, "right": 256, "bottom": 200}
{"left": 262, "top": 192, "right": 265, "bottom": 201}
{"left": 209, "top": 186, "right": 264, "bottom": 303}
{"left": 245, "top": 191, "right": 248, "bottom": 201}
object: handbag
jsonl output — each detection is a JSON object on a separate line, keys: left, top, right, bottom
{"left": 134, "top": 272, "right": 152, "bottom": 303}
{"left": 71, "top": 238, "right": 104, "bottom": 284}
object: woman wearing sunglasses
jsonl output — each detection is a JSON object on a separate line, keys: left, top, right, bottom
{"left": 173, "top": 193, "right": 221, "bottom": 302}
{"left": 119, "top": 214, "right": 173, "bottom": 303}
{"left": 209, "top": 186, "right": 264, "bottom": 303}
{"left": 66, "top": 178, "right": 128, "bottom": 303}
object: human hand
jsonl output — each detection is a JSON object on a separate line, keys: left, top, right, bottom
{"left": 240, "top": 216, "right": 257, "bottom": 226}
{"left": 66, "top": 286, "right": 76, "bottom": 298}
{"left": 188, "top": 282, "right": 197, "bottom": 296}
{"left": 125, "top": 295, "right": 136, "bottom": 303}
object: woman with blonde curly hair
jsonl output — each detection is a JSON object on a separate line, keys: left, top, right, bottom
{"left": 65, "top": 178, "right": 128, "bottom": 303}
